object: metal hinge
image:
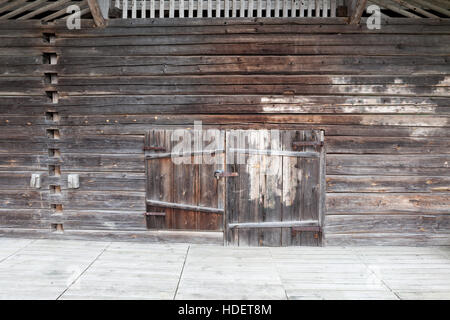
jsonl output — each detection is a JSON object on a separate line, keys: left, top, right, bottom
{"left": 214, "top": 170, "right": 239, "bottom": 180}
{"left": 291, "top": 226, "right": 322, "bottom": 239}
{"left": 292, "top": 140, "right": 324, "bottom": 150}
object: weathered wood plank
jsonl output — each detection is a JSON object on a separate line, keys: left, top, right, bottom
{"left": 327, "top": 175, "right": 450, "bottom": 193}
{"left": 48, "top": 43, "right": 449, "bottom": 56}
{"left": 325, "top": 214, "right": 450, "bottom": 234}
{"left": 327, "top": 154, "right": 450, "bottom": 175}
{"left": 324, "top": 232, "right": 450, "bottom": 246}
{"left": 1, "top": 17, "right": 449, "bottom": 246}
{"left": 326, "top": 193, "right": 450, "bottom": 214}
{"left": 0, "top": 228, "right": 223, "bottom": 244}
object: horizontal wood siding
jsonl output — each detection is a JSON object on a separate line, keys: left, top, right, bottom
{"left": 0, "top": 17, "right": 449, "bottom": 245}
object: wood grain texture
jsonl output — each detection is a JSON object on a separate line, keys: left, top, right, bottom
{"left": 0, "top": 18, "right": 449, "bottom": 246}
{"left": 226, "top": 130, "right": 324, "bottom": 246}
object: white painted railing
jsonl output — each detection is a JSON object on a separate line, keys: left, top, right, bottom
{"left": 113, "top": 0, "right": 342, "bottom": 18}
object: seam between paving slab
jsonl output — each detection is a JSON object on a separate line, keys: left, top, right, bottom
{"left": 0, "top": 238, "right": 37, "bottom": 265}
{"left": 173, "top": 244, "right": 190, "bottom": 300}
{"left": 56, "top": 241, "right": 112, "bottom": 300}
{"left": 268, "top": 248, "right": 289, "bottom": 300}
{"left": 349, "top": 247, "right": 401, "bottom": 300}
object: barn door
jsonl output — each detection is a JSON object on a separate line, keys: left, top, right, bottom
{"left": 225, "top": 130, "right": 325, "bottom": 246}
{"left": 145, "top": 129, "right": 225, "bottom": 231}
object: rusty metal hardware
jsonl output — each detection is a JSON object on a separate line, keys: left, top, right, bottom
{"left": 292, "top": 226, "right": 321, "bottom": 232}
{"left": 214, "top": 170, "right": 239, "bottom": 180}
{"left": 291, "top": 226, "right": 322, "bottom": 238}
{"left": 143, "top": 146, "right": 166, "bottom": 151}
{"left": 292, "top": 141, "right": 324, "bottom": 151}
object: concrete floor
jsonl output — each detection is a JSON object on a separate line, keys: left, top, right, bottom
{"left": 1, "top": 238, "right": 450, "bottom": 300}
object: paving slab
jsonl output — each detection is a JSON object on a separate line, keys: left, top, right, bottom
{"left": 60, "top": 242, "right": 189, "bottom": 300}
{"left": 0, "top": 239, "right": 108, "bottom": 300}
{"left": 175, "top": 245, "right": 287, "bottom": 300}
{"left": 0, "top": 238, "right": 449, "bottom": 300}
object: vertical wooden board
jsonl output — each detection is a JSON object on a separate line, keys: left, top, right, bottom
{"left": 162, "top": 130, "right": 175, "bottom": 229}
{"left": 266, "top": 0, "right": 271, "bottom": 17}
{"left": 216, "top": 0, "right": 220, "bottom": 17}
{"left": 225, "top": 163, "right": 237, "bottom": 244}
{"left": 240, "top": 0, "right": 245, "bottom": 17}
{"left": 225, "top": 130, "right": 243, "bottom": 245}
{"left": 224, "top": 0, "right": 230, "bottom": 17}
{"left": 146, "top": 129, "right": 171, "bottom": 229}
{"left": 229, "top": 130, "right": 253, "bottom": 246}
{"left": 160, "top": 0, "right": 165, "bottom": 17}
{"left": 248, "top": 0, "right": 254, "bottom": 17}
{"left": 141, "top": 0, "right": 146, "bottom": 18}
{"left": 315, "top": 0, "right": 320, "bottom": 17}
{"left": 254, "top": 130, "right": 268, "bottom": 246}
{"left": 235, "top": 131, "right": 252, "bottom": 246}
{"left": 171, "top": 127, "right": 199, "bottom": 231}
{"left": 323, "top": 0, "right": 328, "bottom": 17}
{"left": 179, "top": 0, "right": 184, "bottom": 17}
{"left": 260, "top": 130, "right": 283, "bottom": 246}
{"left": 198, "top": 131, "right": 225, "bottom": 231}
{"left": 172, "top": 155, "right": 198, "bottom": 230}
{"left": 242, "top": 130, "right": 265, "bottom": 246}
{"left": 189, "top": 0, "right": 194, "bottom": 17}
{"left": 318, "top": 130, "right": 326, "bottom": 235}
{"left": 169, "top": 0, "right": 175, "bottom": 17}
{"left": 281, "top": 130, "right": 302, "bottom": 246}
{"left": 307, "top": 0, "right": 313, "bottom": 16}
{"left": 132, "top": 0, "right": 137, "bottom": 18}
{"left": 150, "top": 0, "right": 155, "bottom": 17}
{"left": 122, "top": 0, "right": 128, "bottom": 18}
{"left": 198, "top": 0, "right": 203, "bottom": 17}
{"left": 208, "top": 0, "right": 212, "bottom": 17}
{"left": 257, "top": 0, "right": 262, "bottom": 17}
{"left": 300, "top": 0, "right": 305, "bottom": 16}
{"left": 299, "top": 130, "right": 320, "bottom": 246}
{"left": 292, "top": 0, "right": 298, "bottom": 17}
{"left": 330, "top": 0, "right": 336, "bottom": 17}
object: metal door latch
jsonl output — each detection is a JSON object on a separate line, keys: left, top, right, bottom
{"left": 214, "top": 170, "right": 239, "bottom": 180}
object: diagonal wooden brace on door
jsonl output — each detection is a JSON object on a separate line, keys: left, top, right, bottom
{"left": 292, "top": 141, "right": 324, "bottom": 149}
{"left": 146, "top": 199, "right": 224, "bottom": 214}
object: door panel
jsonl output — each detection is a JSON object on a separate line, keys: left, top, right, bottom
{"left": 145, "top": 129, "right": 225, "bottom": 231}
{"left": 225, "top": 129, "right": 325, "bottom": 246}
{"left": 145, "top": 128, "right": 325, "bottom": 245}
{"left": 145, "top": 129, "right": 173, "bottom": 229}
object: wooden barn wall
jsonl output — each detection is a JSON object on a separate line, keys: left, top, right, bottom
{"left": 0, "top": 18, "right": 449, "bottom": 245}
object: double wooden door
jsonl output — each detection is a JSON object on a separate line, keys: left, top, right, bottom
{"left": 145, "top": 129, "right": 325, "bottom": 246}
